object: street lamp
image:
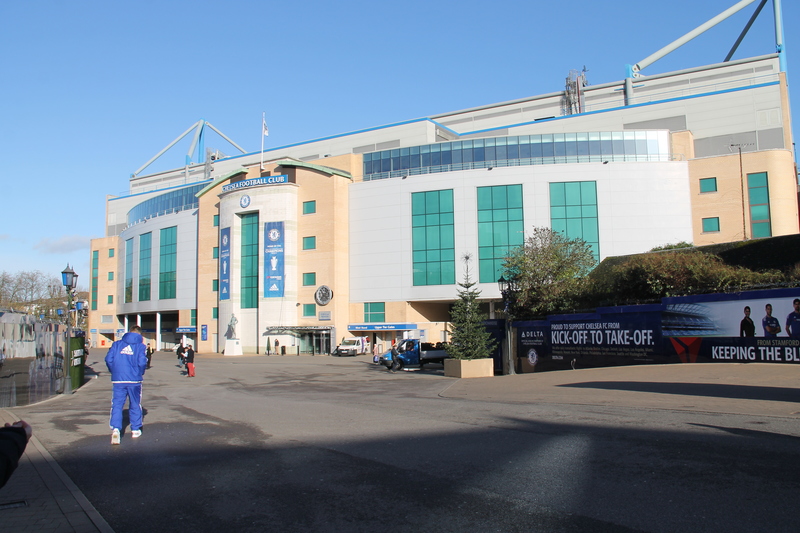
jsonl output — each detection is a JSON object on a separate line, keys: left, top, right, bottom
{"left": 497, "top": 275, "right": 519, "bottom": 375}
{"left": 61, "top": 264, "right": 78, "bottom": 366}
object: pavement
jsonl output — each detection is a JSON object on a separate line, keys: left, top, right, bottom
{"left": 1, "top": 351, "right": 799, "bottom": 532}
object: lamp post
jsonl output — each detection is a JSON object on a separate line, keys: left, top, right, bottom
{"left": 61, "top": 264, "right": 78, "bottom": 377}
{"left": 497, "top": 275, "right": 518, "bottom": 375}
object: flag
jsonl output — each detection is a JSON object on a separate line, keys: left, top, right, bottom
{"left": 262, "top": 116, "right": 269, "bottom": 137}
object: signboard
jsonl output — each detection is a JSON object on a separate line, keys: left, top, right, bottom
{"left": 201, "top": 325, "right": 208, "bottom": 341}
{"left": 220, "top": 227, "right": 231, "bottom": 301}
{"left": 319, "top": 311, "right": 331, "bottom": 321}
{"left": 349, "top": 323, "right": 417, "bottom": 331}
{"left": 176, "top": 327, "right": 196, "bottom": 333}
{"left": 221, "top": 174, "right": 288, "bottom": 193}
{"left": 264, "top": 221, "right": 285, "bottom": 298}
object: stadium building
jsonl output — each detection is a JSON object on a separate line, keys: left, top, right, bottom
{"left": 88, "top": 1, "right": 796, "bottom": 358}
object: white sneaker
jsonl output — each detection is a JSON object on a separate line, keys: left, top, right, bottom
{"left": 111, "top": 428, "right": 120, "bottom": 445}
{"left": 131, "top": 429, "right": 142, "bottom": 438}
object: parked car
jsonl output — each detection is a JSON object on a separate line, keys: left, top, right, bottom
{"left": 377, "top": 339, "right": 448, "bottom": 370}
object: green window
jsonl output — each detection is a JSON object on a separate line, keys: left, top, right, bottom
{"left": 108, "top": 249, "right": 115, "bottom": 258}
{"left": 303, "top": 201, "right": 316, "bottom": 215}
{"left": 107, "top": 272, "right": 114, "bottom": 281}
{"left": 412, "top": 189, "right": 456, "bottom": 286}
{"left": 364, "top": 302, "right": 385, "bottom": 323}
{"left": 748, "top": 172, "right": 772, "bottom": 238}
{"left": 91, "top": 251, "right": 99, "bottom": 311}
{"left": 213, "top": 247, "right": 219, "bottom": 259}
{"left": 702, "top": 217, "right": 720, "bottom": 233}
{"left": 213, "top": 307, "right": 218, "bottom": 319}
{"left": 241, "top": 213, "right": 259, "bottom": 308}
{"left": 699, "top": 178, "right": 717, "bottom": 193}
{"left": 477, "top": 185, "right": 525, "bottom": 283}
{"left": 124, "top": 238, "right": 134, "bottom": 303}
{"left": 303, "top": 236, "right": 316, "bottom": 250}
{"left": 139, "top": 232, "right": 152, "bottom": 302}
{"left": 107, "top": 295, "right": 113, "bottom": 304}
{"left": 191, "top": 309, "right": 197, "bottom": 327}
{"left": 550, "top": 181, "right": 599, "bottom": 263}
{"left": 303, "top": 303, "right": 316, "bottom": 317}
{"left": 213, "top": 214, "right": 219, "bottom": 227}
{"left": 212, "top": 279, "right": 219, "bottom": 292}
{"left": 159, "top": 226, "right": 177, "bottom": 299}
{"left": 303, "top": 273, "right": 316, "bottom": 286}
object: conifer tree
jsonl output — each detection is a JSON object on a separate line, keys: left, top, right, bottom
{"left": 446, "top": 254, "right": 497, "bottom": 360}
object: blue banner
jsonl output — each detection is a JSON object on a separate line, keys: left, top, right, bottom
{"left": 264, "top": 221, "right": 285, "bottom": 298}
{"left": 220, "top": 227, "right": 231, "bottom": 300}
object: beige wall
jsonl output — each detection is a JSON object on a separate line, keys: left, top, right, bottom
{"left": 689, "top": 150, "right": 798, "bottom": 246}
{"left": 87, "top": 236, "right": 122, "bottom": 349}
{"left": 196, "top": 179, "right": 222, "bottom": 354}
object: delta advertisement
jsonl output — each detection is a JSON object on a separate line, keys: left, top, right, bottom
{"left": 515, "top": 287, "right": 800, "bottom": 372}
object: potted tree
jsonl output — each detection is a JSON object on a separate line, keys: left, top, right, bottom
{"left": 444, "top": 254, "right": 497, "bottom": 378}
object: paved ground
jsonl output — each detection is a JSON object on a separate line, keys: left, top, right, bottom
{"left": 1, "top": 350, "right": 799, "bottom": 532}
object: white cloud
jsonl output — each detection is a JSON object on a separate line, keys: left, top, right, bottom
{"left": 34, "top": 235, "right": 91, "bottom": 254}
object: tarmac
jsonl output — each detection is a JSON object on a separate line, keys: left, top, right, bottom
{"left": 1, "top": 352, "right": 798, "bottom": 532}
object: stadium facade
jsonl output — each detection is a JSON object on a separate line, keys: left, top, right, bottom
{"left": 88, "top": 39, "right": 796, "bottom": 356}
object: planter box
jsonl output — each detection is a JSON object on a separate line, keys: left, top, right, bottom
{"left": 444, "top": 358, "right": 494, "bottom": 378}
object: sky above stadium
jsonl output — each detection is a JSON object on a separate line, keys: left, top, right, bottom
{"left": 0, "top": 0, "right": 796, "bottom": 287}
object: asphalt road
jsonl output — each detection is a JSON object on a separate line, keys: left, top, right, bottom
{"left": 10, "top": 350, "right": 800, "bottom": 533}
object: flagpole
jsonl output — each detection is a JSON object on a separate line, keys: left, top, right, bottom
{"left": 260, "top": 112, "right": 265, "bottom": 170}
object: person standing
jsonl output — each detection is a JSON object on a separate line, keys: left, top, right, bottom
{"left": 1, "top": 420, "right": 32, "bottom": 488}
{"left": 146, "top": 343, "right": 153, "bottom": 369}
{"left": 762, "top": 303, "right": 781, "bottom": 338}
{"left": 785, "top": 299, "right": 800, "bottom": 338}
{"left": 739, "top": 306, "right": 755, "bottom": 337}
{"left": 185, "top": 345, "right": 196, "bottom": 377}
{"left": 176, "top": 343, "right": 186, "bottom": 367}
{"left": 105, "top": 325, "right": 147, "bottom": 445}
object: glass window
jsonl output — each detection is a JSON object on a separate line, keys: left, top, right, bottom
{"left": 213, "top": 247, "right": 219, "bottom": 259}
{"left": 92, "top": 250, "right": 99, "bottom": 311}
{"left": 477, "top": 185, "right": 525, "bottom": 283}
{"left": 139, "top": 232, "right": 152, "bottom": 302}
{"left": 191, "top": 309, "right": 197, "bottom": 327}
{"left": 702, "top": 217, "right": 720, "bottom": 232}
{"left": 212, "top": 279, "right": 219, "bottom": 292}
{"left": 303, "top": 273, "right": 316, "bottom": 286}
{"left": 411, "top": 190, "right": 455, "bottom": 286}
{"left": 124, "top": 239, "right": 134, "bottom": 303}
{"left": 108, "top": 272, "right": 114, "bottom": 281}
{"left": 107, "top": 295, "right": 113, "bottom": 304}
{"left": 747, "top": 172, "right": 771, "bottom": 238}
{"left": 303, "top": 236, "right": 316, "bottom": 250}
{"left": 699, "top": 178, "right": 717, "bottom": 193}
{"left": 241, "top": 213, "right": 259, "bottom": 308}
{"left": 213, "top": 307, "right": 218, "bottom": 319}
{"left": 364, "top": 302, "right": 385, "bottom": 322}
{"left": 550, "top": 181, "right": 599, "bottom": 262}
{"left": 108, "top": 249, "right": 115, "bottom": 258}
{"left": 303, "top": 304, "right": 316, "bottom": 317}
{"left": 213, "top": 214, "right": 219, "bottom": 227}
{"left": 303, "top": 201, "right": 316, "bottom": 215}
{"left": 159, "top": 227, "right": 177, "bottom": 299}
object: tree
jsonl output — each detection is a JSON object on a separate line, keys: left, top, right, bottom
{"left": 501, "top": 227, "right": 596, "bottom": 318}
{"left": 446, "top": 254, "right": 497, "bottom": 360}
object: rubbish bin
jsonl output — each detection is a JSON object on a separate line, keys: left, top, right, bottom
{"left": 281, "top": 345, "right": 286, "bottom": 355}
{"left": 68, "top": 337, "right": 86, "bottom": 392}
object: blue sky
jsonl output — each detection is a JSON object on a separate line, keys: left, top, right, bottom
{"left": 0, "top": 0, "right": 796, "bottom": 288}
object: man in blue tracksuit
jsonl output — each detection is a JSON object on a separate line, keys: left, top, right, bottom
{"left": 105, "top": 325, "right": 147, "bottom": 445}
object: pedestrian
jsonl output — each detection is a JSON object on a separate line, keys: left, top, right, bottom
{"left": 105, "top": 325, "right": 147, "bottom": 445}
{"left": 146, "top": 343, "right": 153, "bottom": 369}
{"left": 176, "top": 343, "right": 186, "bottom": 367}
{"left": 274, "top": 338, "right": 280, "bottom": 355}
{"left": 185, "top": 345, "right": 196, "bottom": 377}
{"left": 0, "top": 420, "right": 32, "bottom": 488}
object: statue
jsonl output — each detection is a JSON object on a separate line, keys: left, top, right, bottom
{"left": 228, "top": 313, "right": 238, "bottom": 339}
